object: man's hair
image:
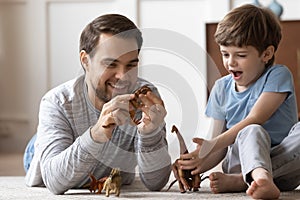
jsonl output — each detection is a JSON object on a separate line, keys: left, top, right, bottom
{"left": 214, "top": 4, "right": 282, "bottom": 67}
{"left": 79, "top": 14, "right": 143, "bottom": 57}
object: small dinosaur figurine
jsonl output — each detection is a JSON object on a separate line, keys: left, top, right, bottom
{"left": 167, "top": 125, "right": 201, "bottom": 193}
{"left": 129, "top": 85, "right": 152, "bottom": 125}
{"left": 103, "top": 168, "right": 122, "bottom": 197}
{"left": 102, "top": 85, "right": 152, "bottom": 128}
{"left": 87, "top": 173, "right": 108, "bottom": 194}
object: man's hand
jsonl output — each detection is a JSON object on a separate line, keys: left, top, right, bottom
{"left": 136, "top": 91, "right": 167, "bottom": 134}
{"left": 91, "top": 94, "right": 133, "bottom": 143}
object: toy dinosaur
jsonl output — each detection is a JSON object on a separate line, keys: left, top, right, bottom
{"left": 103, "top": 168, "right": 122, "bottom": 197}
{"left": 87, "top": 173, "right": 108, "bottom": 194}
{"left": 167, "top": 125, "right": 201, "bottom": 193}
{"left": 102, "top": 85, "right": 152, "bottom": 128}
{"left": 129, "top": 85, "right": 152, "bottom": 125}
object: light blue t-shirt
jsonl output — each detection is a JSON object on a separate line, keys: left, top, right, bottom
{"left": 205, "top": 64, "right": 298, "bottom": 146}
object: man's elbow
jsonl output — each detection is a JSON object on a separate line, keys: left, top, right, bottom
{"left": 44, "top": 181, "right": 68, "bottom": 195}
{"left": 145, "top": 178, "right": 170, "bottom": 191}
{"left": 143, "top": 166, "right": 171, "bottom": 191}
{"left": 42, "top": 175, "right": 69, "bottom": 195}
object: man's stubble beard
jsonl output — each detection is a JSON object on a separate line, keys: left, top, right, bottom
{"left": 95, "top": 87, "right": 111, "bottom": 103}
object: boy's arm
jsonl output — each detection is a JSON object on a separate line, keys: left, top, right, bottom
{"left": 197, "top": 119, "right": 227, "bottom": 172}
{"left": 179, "top": 92, "right": 287, "bottom": 173}
{"left": 207, "top": 119, "right": 226, "bottom": 139}
{"left": 177, "top": 119, "right": 227, "bottom": 174}
{"left": 215, "top": 91, "right": 287, "bottom": 150}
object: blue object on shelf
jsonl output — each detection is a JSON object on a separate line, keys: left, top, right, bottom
{"left": 268, "top": 0, "right": 283, "bottom": 18}
{"left": 252, "top": 0, "right": 262, "bottom": 7}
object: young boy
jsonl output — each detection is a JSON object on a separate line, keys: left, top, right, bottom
{"left": 178, "top": 4, "right": 300, "bottom": 199}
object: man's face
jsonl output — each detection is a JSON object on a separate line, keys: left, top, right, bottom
{"left": 83, "top": 33, "right": 139, "bottom": 107}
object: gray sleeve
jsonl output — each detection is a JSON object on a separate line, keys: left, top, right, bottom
{"left": 136, "top": 123, "right": 172, "bottom": 191}
{"left": 32, "top": 96, "right": 104, "bottom": 194}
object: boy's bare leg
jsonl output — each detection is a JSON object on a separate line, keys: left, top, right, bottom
{"left": 246, "top": 167, "right": 280, "bottom": 199}
{"left": 209, "top": 172, "right": 247, "bottom": 193}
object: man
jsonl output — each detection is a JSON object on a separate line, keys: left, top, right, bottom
{"left": 24, "top": 14, "right": 171, "bottom": 195}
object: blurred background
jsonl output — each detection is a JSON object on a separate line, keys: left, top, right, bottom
{"left": 0, "top": 0, "right": 299, "bottom": 176}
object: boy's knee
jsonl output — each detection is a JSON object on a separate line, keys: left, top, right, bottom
{"left": 238, "top": 124, "right": 264, "bottom": 136}
{"left": 289, "top": 121, "right": 300, "bottom": 135}
{"left": 237, "top": 124, "right": 270, "bottom": 142}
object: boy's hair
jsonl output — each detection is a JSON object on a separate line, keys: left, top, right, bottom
{"left": 214, "top": 4, "right": 282, "bottom": 67}
{"left": 79, "top": 14, "right": 143, "bottom": 58}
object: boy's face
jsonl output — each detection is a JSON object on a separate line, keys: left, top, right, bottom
{"left": 220, "top": 45, "right": 266, "bottom": 92}
{"left": 82, "top": 33, "right": 139, "bottom": 109}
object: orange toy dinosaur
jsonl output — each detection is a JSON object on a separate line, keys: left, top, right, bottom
{"left": 88, "top": 173, "right": 108, "bottom": 194}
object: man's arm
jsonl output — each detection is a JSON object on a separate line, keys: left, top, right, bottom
{"left": 132, "top": 87, "right": 172, "bottom": 190}
{"left": 136, "top": 125, "right": 172, "bottom": 191}
{"left": 27, "top": 96, "right": 103, "bottom": 194}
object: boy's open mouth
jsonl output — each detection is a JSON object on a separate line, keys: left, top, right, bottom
{"left": 231, "top": 70, "right": 243, "bottom": 80}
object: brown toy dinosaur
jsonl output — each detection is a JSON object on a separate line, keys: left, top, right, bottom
{"left": 102, "top": 85, "right": 152, "bottom": 128}
{"left": 87, "top": 173, "right": 108, "bottom": 194}
{"left": 167, "top": 125, "right": 202, "bottom": 193}
{"left": 103, "top": 168, "right": 122, "bottom": 197}
{"left": 128, "top": 85, "right": 152, "bottom": 125}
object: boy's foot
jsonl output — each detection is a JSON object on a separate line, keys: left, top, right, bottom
{"left": 209, "top": 172, "right": 247, "bottom": 193}
{"left": 246, "top": 168, "right": 280, "bottom": 199}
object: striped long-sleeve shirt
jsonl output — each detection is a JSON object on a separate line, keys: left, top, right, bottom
{"left": 25, "top": 75, "right": 171, "bottom": 194}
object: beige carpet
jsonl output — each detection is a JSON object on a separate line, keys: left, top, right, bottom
{"left": 1, "top": 176, "right": 300, "bottom": 200}
{"left": 1, "top": 154, "right": 300, "bottom": 199}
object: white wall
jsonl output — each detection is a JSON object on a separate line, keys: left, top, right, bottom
{"left": 0, "top": 1, "right": 31, "bottom": 152}
{"left": 138, "top": 0, "right": 230, "bottom": 159}
{"left": 0, "top": 0, "right": 298, "bottom": 156}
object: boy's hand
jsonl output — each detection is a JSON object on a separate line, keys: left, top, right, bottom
{"left": 179, "top": 138, "right": 217, "bottom": 175}
{"left": 171, "top": 159, "right": 193, "bottom": 192}
{"left": 178, "top": 138, "right": 204, "bottom": 175}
